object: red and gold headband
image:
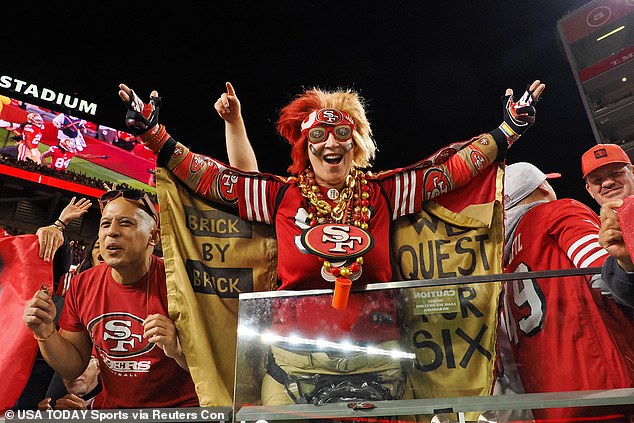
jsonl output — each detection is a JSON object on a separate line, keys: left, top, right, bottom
{"left": 301, "top": 108, "right": 355, "bottom": 131}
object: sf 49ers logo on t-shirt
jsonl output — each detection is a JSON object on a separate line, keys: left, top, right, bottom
{"left": 301, "top": 223, "right": 374, "bottom": 260}
{"left": 87, "top": 312, "right": 153, "bottom": 358}
{"left": 218, "top": 170, "right": 239, "bottom": 203}
{"left": 423, "top": 168, "right": 450, "bottom": 200}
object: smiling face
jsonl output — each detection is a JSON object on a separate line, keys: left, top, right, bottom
{"left": 307, "top": 129, "right": 355, "bottom": 189}
{"left": 302, "top": 109, "right": 356, "bottom": 189}
{"left": 585, "top": 163, "right": 634, "bottom": 205}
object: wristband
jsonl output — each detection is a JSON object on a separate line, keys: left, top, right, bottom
{"left": 34, "top": 326, "right": 57, "bottom": 342}
{"left": 139, "top": 124, "right": 170, "bottom": 154}
{"left": 55, "top": 218, "right": 67, "bottom": 228}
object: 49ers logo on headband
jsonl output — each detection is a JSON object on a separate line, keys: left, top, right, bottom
{"left": 301, "top": 108, "right": 355, "bottom": 131}
{"left": 301, "top": 223, "right": 374, "bottom": 260}
{"left": 317, "top": 109, "right": 345, "bottom": 124}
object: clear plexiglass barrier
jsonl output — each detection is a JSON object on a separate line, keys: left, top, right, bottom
{"left": 233, "top": 269, "right": 634, "bottom": 423}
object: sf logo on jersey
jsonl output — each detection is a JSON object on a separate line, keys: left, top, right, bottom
{"left": 470, "top": 149, "right": 487, "bottom": 171}
{"left": 423, "top": 168, "right": 451, "bottom": 200}
{"left": 301, "top": 223, "right": 374, "bottom": 282}
{"left": 301, "top": 223, "right": 374, "bottom": 260}
{"left": 218, "top": 170, "right": 239, "bottom": 203}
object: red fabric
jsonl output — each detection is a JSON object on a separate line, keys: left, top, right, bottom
{"left": 434, "top": 164, "right": 498, "bottom": 214}
{"left": 0, "top": 235, "right": 53, "bottom": 412}
{"left": 618, "top": 195, "right": 634, "bottom": 256}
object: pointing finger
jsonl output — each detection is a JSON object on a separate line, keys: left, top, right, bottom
{"left": 226, "top": 82, "right": 235, "bottom": 97}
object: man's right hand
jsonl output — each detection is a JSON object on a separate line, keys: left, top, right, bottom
{"left": 599, "top": 198, "right": 634, "bottom": 272}
{"left": 23, "top": 288, "right": 57, "bottom": 338}
{"left": 38, "top": 397, "right": 53, "bottom": 411}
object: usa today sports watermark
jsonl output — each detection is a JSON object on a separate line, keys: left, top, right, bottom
{"left": 3, "top": 407, "right": 232, "bottom": 422}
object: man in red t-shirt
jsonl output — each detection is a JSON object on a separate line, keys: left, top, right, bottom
{"left": 23, "top": 190, "right": 198, "bottom": 409}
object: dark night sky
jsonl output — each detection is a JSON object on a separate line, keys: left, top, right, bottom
{"left": 4, "top": 1, "right": 600, "bottom": 210}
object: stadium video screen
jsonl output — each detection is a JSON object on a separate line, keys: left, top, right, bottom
{"left": 0, "top": 94, "right": 156, "bottom": 196}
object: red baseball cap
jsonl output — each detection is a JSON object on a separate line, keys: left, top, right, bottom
{"left": 581, "top": 143, "right": 632, "bottom": 178}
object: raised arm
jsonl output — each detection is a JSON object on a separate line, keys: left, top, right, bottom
{"left": 214, "top": 82, "right": 258, "bottom": 171}
{"left": 118, "top": 83, "right": 243, "bottom": 206}
{"left": 36, "top": 196, "right": 93, "bottom": 262}
{"left": 385, "top": 80, "right": 546, "bottom": 209}
{"left": 434, "top": 79, "right": 545, "bottom": 177}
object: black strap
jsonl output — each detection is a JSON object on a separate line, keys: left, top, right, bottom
{"left": 266, "top": 351, "right": 288, "bottom": 386}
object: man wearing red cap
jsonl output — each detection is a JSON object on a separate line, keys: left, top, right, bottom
{"left": 582, "top": 143, "right": 634, "bottom": 205}
{"left": 582, "top": 143, "right": 634, "bottom": 307}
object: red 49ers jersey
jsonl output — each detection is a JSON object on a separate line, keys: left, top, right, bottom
{"left": 45, "top": 146, "right": 74, "bottom": 170}
{"left": 20, "top": 123, "right": 42, "bottom": 149}
{"left": 503, "top": 199, "right": 634, "bottom": 420}
{"left": 235, "top": 147, "right": 484, "bottom": 291}
{"left": 164, "top": 133, "right": 498, "bottom": 341}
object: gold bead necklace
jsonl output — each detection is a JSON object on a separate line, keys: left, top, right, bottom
{"left": 297, "top": 167, "right": 373, "bottom": 280}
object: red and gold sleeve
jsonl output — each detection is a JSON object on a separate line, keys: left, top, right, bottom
{"left": 139, "top": 126, "right": 236, "bottom": 206}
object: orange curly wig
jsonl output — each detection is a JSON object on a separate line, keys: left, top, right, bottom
{"left": 276, "top": 88, "right": 376, "bottom": 175}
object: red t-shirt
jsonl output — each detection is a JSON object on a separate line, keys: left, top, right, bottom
{"left": 59, "top": 255, "right": 199, "bottom": 409}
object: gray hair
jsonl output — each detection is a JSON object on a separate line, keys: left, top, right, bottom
{"left": 135, "top": 208, "right": 157, "bottom": 234}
